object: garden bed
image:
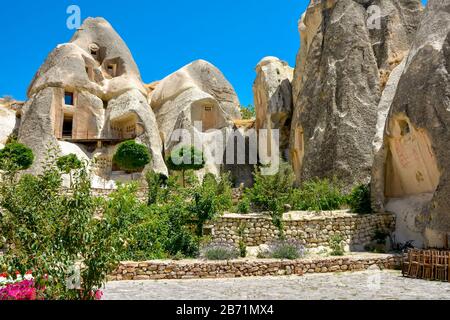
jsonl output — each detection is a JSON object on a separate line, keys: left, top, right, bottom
{"left": 108, "top": 253, "right": 402, "bottom": 281}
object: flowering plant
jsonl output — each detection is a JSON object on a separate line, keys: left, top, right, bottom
{"left": 0, "top": 271, "right": 46, "bottom": 300}
{"left": 89, "top": 289, "right": 103, "bottom": 301}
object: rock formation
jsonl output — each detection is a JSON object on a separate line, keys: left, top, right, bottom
{"left": 289, "top": 0, "right": 423, "bottom": 190}
{"left": 372, "top": 0, "right": 450, "bottom": 248}
{"left": 19, "top": 17, "right": 168, "bottom": 182}
{"left": 253, "top": 57, "right": 294, "bottom": 159}
{"left": 0, "top": 99, "right": 20, "bottom": 149}
{"left": 150, "top": 60, "right": 242, "bottom": 177}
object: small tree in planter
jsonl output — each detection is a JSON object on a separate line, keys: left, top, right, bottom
{"left": 166, "top": 145, "right": 205, "bottom": 187}
{"left": 113, "top": 141, "right": 151, "bottom": 180}
{"left": 57, "top": 154, "right": 82, "bottom": 187}
{"left": 0, "top": 142, "right": 34, "bottom": 173}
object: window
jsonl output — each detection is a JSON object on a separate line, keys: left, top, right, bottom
{"left": 90, "top": 49, "right": 97, "bottom": 57}
{"left": 64, "top": 92, "right": 74, "bottom": 106}
{"left": 103, "top": 100, "right": 108, "bottom": 109}
{"left": 204, "top": 106, "right": 213, "bottom": 112}
{"left": 62, "top": 116, "right": 73, "bottom": 138}
{"left": 107, "top": 64, "right": 116, "bottom": 77}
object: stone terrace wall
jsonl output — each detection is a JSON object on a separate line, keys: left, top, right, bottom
{"left": 210, "top": 212, "right": 395, "bottom": 251}
{"left": 109, "top": 253, "right": 402, "bottom": 281}
{"left": 91, "top": 188, "right": 148, "bottom": 201}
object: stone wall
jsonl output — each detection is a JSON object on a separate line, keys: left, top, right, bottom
{"left": 62, "top": 187, "right": 148, "bottom": 202}
{"left": 90, "top": 188, "right": 147, "bottom": 201}
{"left": 210, "top": 211, "right": 395, "bottom": 251}
{"left": 109, "top": 253, "right": 402, "bottom": 281}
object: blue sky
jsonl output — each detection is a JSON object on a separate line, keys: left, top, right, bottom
{"left": 1, "top": 0, "right": 427, "bottom": 106}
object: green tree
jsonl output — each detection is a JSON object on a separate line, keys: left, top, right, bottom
{"left": 0, "top": 142, "right": 34, "bottom": 172}
{"left": 113, "top": 141, "right": 151, "bottom": 177}
{"left": 166, "top": 145, "right": 205, "bottom": 187}
{"left": 57, "top": 154, "right": 82, "bottom": 187}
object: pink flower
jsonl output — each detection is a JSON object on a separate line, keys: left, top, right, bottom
{"left": 95, "top": 290, "right": 103, "bottom": 300}
{"left": 0, "top": 279, "right": 44, "bottom": 301}
{"left": 87, "top": 289, "right": 103, "bottom": 300}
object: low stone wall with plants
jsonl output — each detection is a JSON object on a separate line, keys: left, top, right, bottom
{"left": 109, "top": 253, "right": 402, "bottom": 281}
{"left": 208, "top": 211, "right": 395, "bottom": 251}
{"left": 91, "top": 188, "right": 148, "bottom": 200}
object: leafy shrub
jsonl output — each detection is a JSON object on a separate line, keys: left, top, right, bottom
{"left": 329, "top": 235, "right": 345, "bottom": 256}
{"left": 159, "top": 198, "right": 200, "bottom": 258}
{"left": 238, "top": 223, "right": 247, "bottom": 258}
{"left": 102, "top": 183, "right": 167, "bottom": 261}
{"left": 102, "top": 182, "right": 200, "bottom": 260}
{"left": 145, "top": 170, "right": 167, "bottom": 205}
{"left": 239, "top": 241, "right": 247, "bottom": 258}
{"left": 200, "top": 242, "right": 239, "bottom": 261}
{"left": 237, "top": 197, "right": 250, "bottom": 214}
{"left": 189, "top": 174, "right": 231, "bottom": 237}
{"left": 247, "top": 162, "right": 295, "bottom": 212}
{"left": 167, "top": 145, "right": 205, "bottom": 187}
{"left": 113, "top": 140, "right": 151, "bottom": 173}
{"left": 259, "top": 239, "right": 306, "bottom": 260}
{"left": 0, "top": 142, "right": 34, "bottom": 172}
{"left": 215, "top": 173, "right": 234, "bottom": 212}
{"left": 347, "top": 184, "right": 372, "bottom": 214}
{"left": 291, "top": 178, "right": 346, "bottom": 212}
{"left": 0, "top": 154, "right": 119, "bottom": 300}
{"left": 246, "top": 163, "right": 295, "bottom": 236}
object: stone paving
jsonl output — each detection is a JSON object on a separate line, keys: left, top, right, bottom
{"left": 103, "top": 269, "right": 450, "bottom": 300}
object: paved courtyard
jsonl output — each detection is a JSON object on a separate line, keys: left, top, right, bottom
{"left": 103, "top": 269, "right": 450, "bottom": 300}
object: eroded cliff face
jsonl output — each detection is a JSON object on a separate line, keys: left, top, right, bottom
{"left": 19, "top": 17, "right": 168, "bottom": 178}
{"left": 372, "top": 0, "right": 450, "bottom": 248}
{"left": 150, "top": 59, "right": 242, "bottom": 178}
{"left": 290, "top": 0, "right": 423, "bottom": 191}
{"left": 0, "top": 100, "right": 20, "bottom": 149}
{"left": 253, "top": 57, "right": 294, "bottom": 159}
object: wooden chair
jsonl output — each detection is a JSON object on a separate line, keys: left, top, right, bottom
{"left": 434, "top": 251, "right": 448, "bottom": 282}
{"left": 402, "top": 251, "right": 412, "bottom": 277}
{"left": 431, "top": 250, "right": 439, "bottom": 281}
{"left": 422, "top": 250, "right": 433, "bottom": 280}
{"left": 408, "top": 249, "right": 421, "bottom": 278}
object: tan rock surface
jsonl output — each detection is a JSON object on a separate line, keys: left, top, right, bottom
{"left": 253, "top": 57, "right": 293, "bottom": 157}
{"left": 19, "top": 17, "right": 167, "bottom": 177}
{"left": 371, "top": 0, "right": 450, "bottom": 248}
{"left": 289, "top": 0, "right": 423, "bottom": 190}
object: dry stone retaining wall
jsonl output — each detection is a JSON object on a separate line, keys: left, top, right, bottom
{"left": 109, "top": 254, "right": 402, "bottom": 281}
{"left": 210, "top": 212, "right": 395, "bottom": 251}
